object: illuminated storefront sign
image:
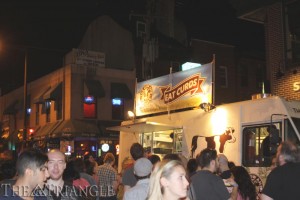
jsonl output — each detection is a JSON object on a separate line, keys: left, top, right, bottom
{"left": 84, "top": 96, "right": 95, "bottom": 103}
{"left": 293, "top": 82, "right": 300, "bottom": 92}
{"left": 101, "top": 143, "right": 110, "bottom": 152}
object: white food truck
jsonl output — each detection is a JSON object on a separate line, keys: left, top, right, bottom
{"left": 108, "top": 62, "right": 300, "bottom": 194}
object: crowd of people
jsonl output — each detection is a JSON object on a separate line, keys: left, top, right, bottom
{"left": 0, "top": 140, "right": 299, "bottom": 200}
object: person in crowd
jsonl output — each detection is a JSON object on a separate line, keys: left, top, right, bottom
{"left": 190, "top": 148, "right": 238, "bottom": 200}
{"left": 147, "top": 159, "right": 189, "bottom": 200}
{"left": 144, "top": 147, "right": 152, "bottom": 158}
{"left": 218, "top": 154, "right": 232, "bottom": 179}
{"left": 0, "top": 159, "right": 17, "bottom": 184}
{"left": 186, "top": 158, "right": 198, "bottom": 180}
{"left": 228, "top": 161, "right": 236, "bottom": 169}
{"left": 84, "top": 159, "right": 99, "bottom": 183}
{"left": 163, "top": 153, "right": 188, "bottom": 168}
{"left": 217, "top": 154, "right": 237, "bottom": 197}
{"left": 73, "top": 158, "right": 97, "bottom": 188}
{"left": 97, "top": 153, "right": 119, "bottom": 200}
{"left": 122, "top": 143, "right": 144, "bottom": 192}
{"left": 148, "top": 154, "right": 161, "bottom": 166}
{"left": 63, "top": 159, "right": 90, "bottom": 190}
{"left": 261, "top": 141, "right": 300, "bottom": 200}
{"left": 84, "top": 153, "right": 96, "bottom": 164}
{"left": 163, "top": 153, "right": 181, "bottom": 162}
{"left": 45, "top": 149, "right": 78, "bottom": 200}
{"left": 0, "top": 149, "right": 49, "bottom": 199}
{"left": 118, "top": 157, "right": 134, "bottom": 200}
{"left": 231, "top": 166, "right": 256, "bottom": 200}
{"left": 63, "top": 159, "right": 97, "bottom": 200}
{"left": 123, "top": 158, "right": 153, "bottom": 200}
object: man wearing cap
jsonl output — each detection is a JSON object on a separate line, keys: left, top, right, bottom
{"left": 123, "top": 158, "right": 153, "bottom": 200}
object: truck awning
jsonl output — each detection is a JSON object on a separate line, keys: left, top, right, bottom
{"left": 106, "top": 121, "right": 182, "bottom": 133}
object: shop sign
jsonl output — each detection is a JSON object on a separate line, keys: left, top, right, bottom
{"left": 72, "top": 48, "right": 105, "bottom": 68}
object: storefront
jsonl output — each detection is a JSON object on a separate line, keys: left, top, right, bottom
{"left": 33, "top": 119, "right": 121, "bottom": 160}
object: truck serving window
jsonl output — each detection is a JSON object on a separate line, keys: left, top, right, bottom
{"left": 242, "top": 123, "right": 281, "bottom": 167}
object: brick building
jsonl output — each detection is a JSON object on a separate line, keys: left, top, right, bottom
{"left": 232, "top": 0, "right": 300, "bottom": 99}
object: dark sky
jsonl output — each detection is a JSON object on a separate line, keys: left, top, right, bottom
{"left": 0, "top": 0, "right": 264, "bottom": 95}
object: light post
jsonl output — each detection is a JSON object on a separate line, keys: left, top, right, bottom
{"left": 23, "top": 49, "right": 28, "bottom": 145}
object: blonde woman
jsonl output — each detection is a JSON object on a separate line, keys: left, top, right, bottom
{"left": 147, "top": 159, "right": 189, "bottom": 200}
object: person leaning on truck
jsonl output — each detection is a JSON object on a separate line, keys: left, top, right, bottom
{"left": 261, "top": 141, "right": 300, "bottom": 200}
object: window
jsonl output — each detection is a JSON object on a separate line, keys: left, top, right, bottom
{"left": 242, "top": 123, "right": 281, "bottom": 167}
{"left": 218, "top": 66, "right": 228, "bottom": 88}
{"left": 136, "top": 21, "right": 146, "bottom": 38}
{"left": 55, "top": 99, "right": 62, "bottom": 120}
{"left": 112, "top": 98, "right": 124, "bottom": 120}
{"left": 83, "top": 96, "right": 96, "bottom": 118}
{"left": 240, "top": 65, "right": 248, "bottom": 87}
{"left": 35, "top": 104, "right": 39, "bottom": 125}
{"left": 45, "top": 101, "right": 51, "bottom": 122}
{"left": 255, "top": 64, "right": 265, "bottom": 90}
{"left": 284, "top": 1, "right": 300, "bottom": 69}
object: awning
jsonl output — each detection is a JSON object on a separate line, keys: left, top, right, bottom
{"left": 33, "top": 87, "right": 51, "bottom": 104}
{"left": 3, "top": 100, "right": 19, "bottom": 115}
{"left": 43, "top": 83, "right": 62, "bottom": 101}
{"left": 85, "top": 80, "right": 105, "bottom": 98}
{"left": 34, "top": 121, "right": 62, "bottom": 140}
{"left": 111, "top": 82, "right": 132, "bottom": 99}
{"left": 98, "top": 120, "right": 121, "bottom": 137}
{"left": 51, "top": 119, "right": 100, "bottom": 138}
{"left": 106, "top": 121, "right": 182, "bottom": 133}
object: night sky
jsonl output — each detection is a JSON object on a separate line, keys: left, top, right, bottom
{"left": 0, "top": 0, "right": 264, "bottom": 95}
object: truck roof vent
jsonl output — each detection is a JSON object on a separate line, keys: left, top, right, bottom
{"left": 252, "top": 93, "right": 272, "bottom": 100}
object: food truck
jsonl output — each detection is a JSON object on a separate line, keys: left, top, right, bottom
{"left": 108, "top": 62, "right": 300, "bottom": 194}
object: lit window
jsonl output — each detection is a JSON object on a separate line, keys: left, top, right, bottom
{"left": 83, "top": 96, "right": 96, "bottom": 118}
{"left": 112, "top": 98, "right": 124, "bottom": 120}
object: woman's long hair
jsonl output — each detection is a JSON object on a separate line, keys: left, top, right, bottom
{"left": 147, "top": 159, "right": 184, "bottom": 200}
{"left": 231, "top": 166, "right": 256, "bottom": 200}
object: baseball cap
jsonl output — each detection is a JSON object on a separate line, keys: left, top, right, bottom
{"left": 134, "top": 158, "right": 153, "bottom": 177}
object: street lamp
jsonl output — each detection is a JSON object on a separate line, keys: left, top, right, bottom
{"left": 23, "top": 49, "right": 28, "bottom": 144}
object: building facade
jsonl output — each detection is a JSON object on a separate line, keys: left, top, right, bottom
{"left": 0, "top": 57, "right": 135, "bottom": 158}
{"left": 232, "top": 0, "right": 300, "bottom": 100}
